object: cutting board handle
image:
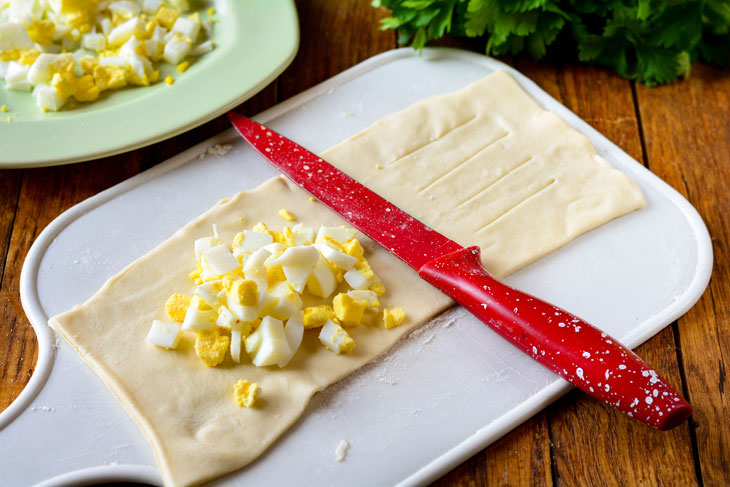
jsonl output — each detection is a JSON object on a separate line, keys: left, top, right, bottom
{"left": 418, "top": 246, "right": 692, "bottom": 430}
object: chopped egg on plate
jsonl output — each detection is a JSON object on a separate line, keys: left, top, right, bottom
{"left": 0, "top": 0, "right": 216, "bottom": 111}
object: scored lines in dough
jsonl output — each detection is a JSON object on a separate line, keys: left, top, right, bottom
{"left": 417, "top": 130, "right": 511, "bottom": 194}
{"left": 475, "top": 177, "right": 557, "bottom": 234}
{"left": 387, "top": 113, "right": 481, "bottom": 166}
{"left": 321, "top": 70, "right": 645, "bottom": 278}
{"left": 454, "top": 155, "right": 534, "bottom": 208}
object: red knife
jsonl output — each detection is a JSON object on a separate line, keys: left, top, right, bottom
{"left": 228, "top": 112, "right": 692, "bottom": 430}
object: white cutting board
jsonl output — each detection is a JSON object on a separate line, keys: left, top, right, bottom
{"left": 4, "top": 48, "right": 712, "bottom": 487}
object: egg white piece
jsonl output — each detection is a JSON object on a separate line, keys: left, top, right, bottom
{"left": 226, "top": 293, "right": 258, "bottom": 323}
{"left": 194, "top": 236, "right": 220, "bottom": 258}
{"left": 162, "top": 37, "right": 191, "bottom": 65}
{"left": 316, "top": 226, "right": 357, "bottom": 244}
{"left": 238, "top": 230, "right": 273, "bottom": 253}
{"left": 107, "top": 16, "right": 145, "bottom": 46}
{"left": 194, "top": 281, "right": 220, "bottom": 308}
{"left": 216, "top": 305, "right": 238, "bottom": 330}
{"left": 347, "top": 289, "right": 379, "bottom": 308}
{"left": 243, "top": 247, "right": 270, "bottom": 290}
{"left": 108, "top": 0, "right": 141, "bottom": 18}
{"left": 291, "top": 223, "right": 315, "bottom": 245}
{"left": 142, "top": 0, "right": 163, "bottom": 13}
{"left": 202, "top": 244, "right": 239, "bottom": 276}
{"left": 256, "top": 290, "right": 278, "bottom": 318}
{"left": 268, "top": 282, "right": 303, "bottom": 320}
{"left": 282, "top": 266, "right": 313, "bottom": 294}
{"left": 181, "top": 305, "right": 216, "bottom": 331}
{"left": 278, "top": 311, "right": 304, "bottom": 367}
{"left": 250, "top": 316, "right": 291, "bottom": 367}
{"left": 170, "top": 16, "right": 199, "bottom": 42}
{"left": 34, "top": 83, "right": 66, "bottom": 109}
{"left": 270, "top": 245, "right": 319, "bottom": 268}
{"left": 147, "top": 320, "right": 182, "bottom": 349}
{"left": 261, "top": 242, "right": 286, "bottom": 261}
{"left": 319, "top": 320, "right": 354, "bottom": 354}
{"left": 0, "top": 22, "right": 33, "bottom": 50}
{"left": 344, "top": 269, "right": 375, "bottom": 290}
{"left": 82, "top": 31, "right": 106, "bottom": 51}
{"left": 244, "top": 327, "right": 262, "bottom": 356}
{"left": 314, "top": 243, "right": 357, "bottom": 270}
{"left": 5, "top": 60, "right": 29, "bottom": 84}
{"left": 230, "top": 330, "right": 242, "bottom": 363}
{"left": 306, "top": 256, "right": 337, "bottom": 298}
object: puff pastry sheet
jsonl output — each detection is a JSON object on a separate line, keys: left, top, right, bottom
{"left": 49, "top": 71, "right": 644, "bottom": 486}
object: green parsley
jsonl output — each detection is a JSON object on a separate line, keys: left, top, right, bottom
{"left": 372, "top": 0, "right": 730, "bottom": 85}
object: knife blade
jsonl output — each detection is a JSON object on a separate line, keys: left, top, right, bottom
{"left": 228, "top": 112, "right": 692, "bottom": 431}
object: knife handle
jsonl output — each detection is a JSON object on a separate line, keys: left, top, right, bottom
{"left": 418, "top": 246, "right": 692, "bottom": 430}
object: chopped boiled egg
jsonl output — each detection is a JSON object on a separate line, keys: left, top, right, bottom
{"left": 303, "top": 305, "right": 336, "bottom": 329}
{"left": 333, "top": 293, "right": 368, "bottom": 326}
{"left": 0, "top": 0, "right": 215, "bottom": 111}
{"left": 268, "top": 282, "right": 302, "bottom": 321}
{"left": 151, "top": 221, "right": 407, "bottom": 407}
{"left": 242, "top": 247, "right": 270, "bottom": 291}
{"left": 226, "top": 292, "right": 258, "bottom": 323}
{"left": 291, "top": 223, "right": 315, "bottom": 245}
{"left": 314, "top": 242, "right": 357, "bottom": 271}
{"left": 306, "top": 256, "right": 337, "bottom": 298}
{"left": 278, "top": 208, "right": 294, "bottom": 221}
{"left": 234, "top": 229, "right": 273, "bottom": 253}
{"left": 270, "top": 245, "right": 319, "bottom": 268}
{"left": 279, "top": 312, "right": 304, "bottom": 367}
{"left": 369, "top": 281, "right": 386, "bottom": 296}
{"left": 319, "top": 320, "right": 355, "bottom": 354}
{"left": 247, "top": 316, "right": 291, "bottom": 367}
{"left": 165, "top": 293, "right": 191, "bottom": 321}
{"left": 215, "top": 305, "right": 238, "bottom": 330}
{"left": 256, "top": 290, "right": 278, "bottom": 318}
{"left": 181, "top": 296, "right": 216, "bottom": 331}
{"left": 383, "top": 308, "right": 406, "bottom": 329}
{"left": 147, "top": 320, "right": 182, "bottom": 349}
{"left": 347, "top": 289, "right": 380, "bottom": 309}
{"left": 202, "top": 244, "right": 240, "bottom": 276}
{"left": 194, "top": 328, "right": 230, "bottom": 367}
{"left": 234, "top": 379, "right": 259, "bottom": 408}
{"left": 230, "top": 330, "right": 242, "bottom": 363}
{"left": 344, "top": 268, "right": 375, "bottom": 290}
{"left": 194, "top": 280, "right": 221, "bottom": 309}
{"left": 316, "top": 226, "right": 357, "bottom": 245}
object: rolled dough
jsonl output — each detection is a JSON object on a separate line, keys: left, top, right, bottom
{"left": 49, "top": 70, "right": 644, "bottom": 486}
{"left": 322, "top": 70, "right": 645, "bottom": 277}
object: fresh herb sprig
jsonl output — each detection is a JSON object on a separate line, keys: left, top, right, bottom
{"left": 372, "top": 0, "right": 730, "bottom": 85}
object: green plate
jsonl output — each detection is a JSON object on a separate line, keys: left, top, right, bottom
{"left": 0, "top": 0, "right": 299, "bottom": 168}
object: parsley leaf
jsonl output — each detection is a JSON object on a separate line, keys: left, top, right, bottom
{"left": 373, "top": 0, "right": 730, "bottom": 85}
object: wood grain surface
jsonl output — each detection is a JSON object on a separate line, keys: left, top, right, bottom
{"left": 1, "top": 0, "right": 728, "bottom": 485}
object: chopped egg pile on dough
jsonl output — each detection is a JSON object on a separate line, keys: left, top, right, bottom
{"left": 0, "top": 0, "right": 215, "bottom": 111}
{"left": 146, "top": 219, "right": 406, "bottom": 407}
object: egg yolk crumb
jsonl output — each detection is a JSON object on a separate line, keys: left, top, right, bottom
{"left": 234, "top": 379, "right": 259, "bottom": 408}
{"left": 303, "top": 305, "right": 336, "bottom": 329}
{"left": 194, "top": 329, "right": 230, "bottom": 367}
{"left": 333, "top": 293, "right": 367, "bottom": 326}
{"left": 165, "top": 293, "right": 192, "bottom": 321}
{"left": 164, "top": 76, "right": 175, "bottom": 85}
{"left": 278, "top": 209, "right": 295, "bottom": 221}
{"left": 383, "top": 308, "right": 406, "bottom": 329}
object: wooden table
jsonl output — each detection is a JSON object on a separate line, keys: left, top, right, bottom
{"left": 2, "top": 1, "right": 728, "bottom": 485}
